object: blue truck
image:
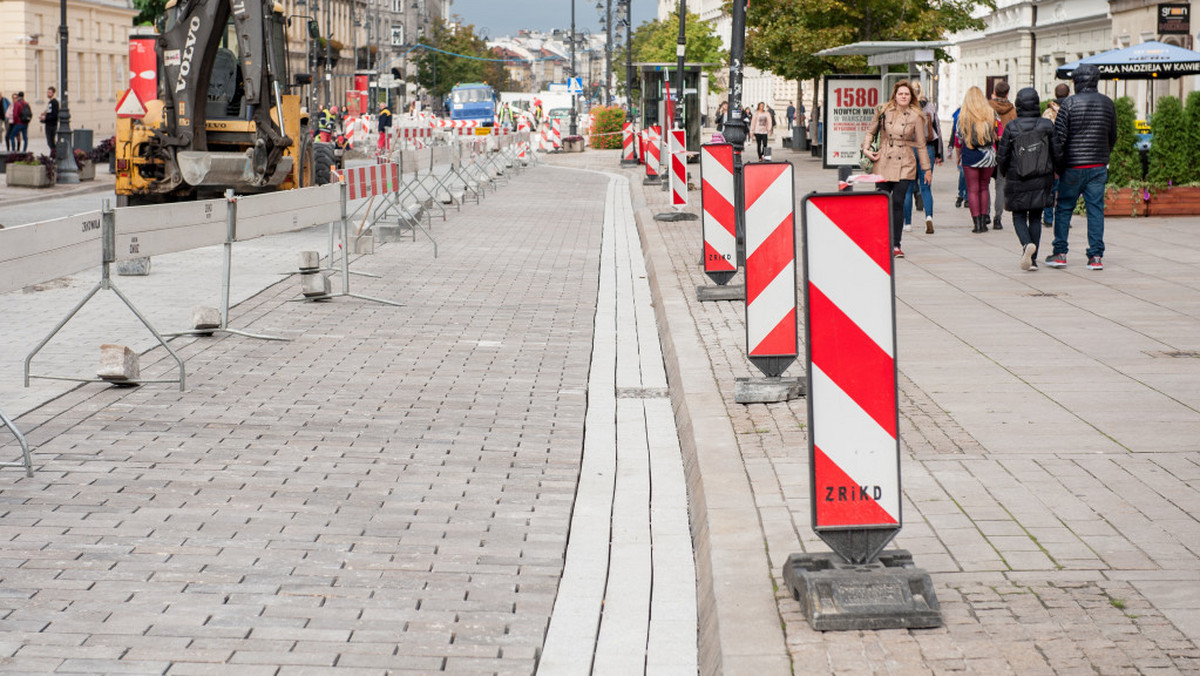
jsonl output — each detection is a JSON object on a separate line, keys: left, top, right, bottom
{"left": 449, "top": 83, "right": 496, "bottom": 127}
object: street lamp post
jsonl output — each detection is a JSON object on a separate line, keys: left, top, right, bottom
{"left": 674, "top": 0, "right": 685, "bottom": 131}
{"left": 55, "top": 0, "right": 78, "bottom": 184}
{"left": 623, "top": 0, "right": 632, "bottom": 117}
{"left": 569, "top": 0, "right": 578, "bottom": 137}
{"left": 724, "top": 0, "right": 748, "bottom": 265}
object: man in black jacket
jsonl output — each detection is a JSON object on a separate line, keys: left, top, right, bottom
{"left": 43, "top": 87, "right": 59, "bottom": 156}
{"left": 1046, "top": 64, "right": 1116, "bottom": 270}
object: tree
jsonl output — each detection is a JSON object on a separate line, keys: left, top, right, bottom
{"left": 413, "top": 18, "right": 495, "bottom": 106}
{"left": 133, "top": 0, "right": 166, "bottom": 26}
{"left": 614, "top": 9, "right": 728, "bottom": 94}
{"left": 737, "top": 0, "right": 990, "bottom": 82}
{"left": 1106, "top": 96, "right": 1141, "bottom": 188}
{"left": 1147, "top": 95, "right": 1192, "bottom": 187}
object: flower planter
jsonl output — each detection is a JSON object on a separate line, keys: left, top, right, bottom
{"left": 77, "top": 162, "right": 95, "bottom": 181}
{"left": 6, "top": 163, "right": 53, "bottom": 188}
{"left": 1147, "top": 186, "right": 1200, "bottom": 216}
{"left": 1104, "top": 187, "right": 1150, "bottom": 217}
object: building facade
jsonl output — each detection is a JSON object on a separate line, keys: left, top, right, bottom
{"left": 0, "top": 0, "right": 136, "bottom": 147}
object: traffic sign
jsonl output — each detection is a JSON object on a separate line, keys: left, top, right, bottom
{"left": 567, "top": 77, "right": 583, "bottom": 93}
{"left": 115, "top": 88, "right": 147, "bottom": 118}
{"left": 801, "top": 191, "right": 900, "bottom": 565}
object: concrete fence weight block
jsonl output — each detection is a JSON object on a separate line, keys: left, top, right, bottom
{"left": 298, "top": 251, "right": 321, "bottom": 271}
{"left": 97, "top": 344, "right": 140, "bottom": 382}
{"left": 354, "top": 236, "right": 375, "bottom": 255}
{"left": 301, "top": 272, "right": 332, "bottom": 298}
{"left": 190, "top": 306, "right": 221, "bottom": 335}
{"left": 117, "top": 257, "right": 152, "bottom": 276}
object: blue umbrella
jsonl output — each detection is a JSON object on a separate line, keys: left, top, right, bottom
{"left": 1055, "top": 40, "right": 1200, "bottom": 79}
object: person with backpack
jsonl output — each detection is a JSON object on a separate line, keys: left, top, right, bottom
{"left": 988, "top": 81, "right": 1018, "bottom": 229}
{"left": 997, "top": 87, "right": 1059, "bottom": 271}
{"left": 10, "top": 92, "right": 30, "bottom": 152}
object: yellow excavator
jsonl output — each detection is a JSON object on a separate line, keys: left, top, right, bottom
{"left": 115, "top": 0, "right": 329, "bottom": 204}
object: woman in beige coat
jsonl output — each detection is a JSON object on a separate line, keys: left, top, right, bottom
{"left": 751, "top": 102, "right": 773, "bottom": 160}
{"left": 861, "top": 80, "right": 932, "bottom": 257}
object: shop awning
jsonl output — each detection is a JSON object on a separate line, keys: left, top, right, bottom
{"left": 1056, "top": 40, "right": 1200, "bottom": 80}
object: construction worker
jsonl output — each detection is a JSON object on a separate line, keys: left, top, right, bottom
{"left": 377, "top": 104, "right": 392, "bottom": 152}
{"left": 317, "top": 106, "right": 335, "bottom": 142}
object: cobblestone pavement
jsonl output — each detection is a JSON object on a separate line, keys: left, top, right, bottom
{"left": 546, "top": 146, "right": 1200, "bottom": 675}
{"left": 0, "top": 164, "right": 618, "bottom": 674}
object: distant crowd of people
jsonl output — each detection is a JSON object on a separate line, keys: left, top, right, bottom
{"left": 0, "top": 87, "right": 61, "bottom": 154}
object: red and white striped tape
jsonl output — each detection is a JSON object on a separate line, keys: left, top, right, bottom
{"left": 803, "top": 192, "right": 899, "bottom": 528}
{"left": 700, "top": 143, "right": 736, "bottom": 275}
{"left": 743, "top": 162, "right": 797, "bottom": 364}
{"left": 669, "top": 127, "right": 687, "bottom": 207}
{"left": 336, "top": 163, "right": 402, "bottom": 201}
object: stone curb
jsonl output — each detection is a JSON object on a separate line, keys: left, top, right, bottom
{"left": 630, "top": 178, "right": 792, "bottom": 676}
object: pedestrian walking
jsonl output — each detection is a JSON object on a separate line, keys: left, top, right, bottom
{"left": 786, "top": 103, "right": 795, "bottom": 131}
{"left": 860, "top": 80, "right": 932, "bottom": 258}
{"left": 996, "top": 87, "right": 1058, "bottom": 271}
{"left": 10, "top": 92, "right": 30, "bottom": 152}
{"left": 714, "top": 101, "right": 727, "bottom": 132}
{"left": 956, "top": 86, "right": 999, "bottom": 233}
{"left": 1047, "top": 63, "right": 1116, "bottom": 271}
{"left": 42, "top": 87, "right": 59, "bottom": 156}
{"left": 951, "top": 106, "right": 969, "bottom": 209}
{"left": 751, "top": 102, "right": 773, "bottom": 160}
{"left": 1041, "top": 83, "right": 1070, "bottom": 229}
{"left": 902, "top": 81, "right": 942, "bottom": 234}
{"left": 0, "top": 92, "right": 8, "bottom": 151}
{"left": 988, "top": 81, "right": 1017, "bottom": 229}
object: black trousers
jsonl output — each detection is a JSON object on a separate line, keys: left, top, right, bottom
{"left": 755, "top": 133, "right": 768, "bottom": 158}
{"left": 876, "top": 179, "right": 913, "bottom": 248}
{"left": 46, "top": 122, "right": 58, "bottom": 155}
{"left": 1011, "top": 209, "right": 1042, "bottom": 257}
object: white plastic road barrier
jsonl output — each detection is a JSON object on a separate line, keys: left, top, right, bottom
{"left": 669, "top": 127, "right": 687, "bottom": 208}
{"left": 800, "top": 191, "right": 901, "bottom": 560}
{"left": 551, "top": 119, "right": 563, "bottom": 149}
{"left": 742, "top": 161, "right": 798, "bottom": 377}
{"left": 700, "top": 143, "right": 736, "bottom": 283}
{"left": 339, "top": 163, "right": 402, "bottom": 201}
{"left": 235, "top": 183, "right": 342, "bottom": 241}
{"left": 0, "top": 211, "right": 103, "bottom": 295}
{"left": 113, "top": 198, "right": 227, "bottom": 262}
{"left": 644, "top": 127, "right": 661, "bottom": 181}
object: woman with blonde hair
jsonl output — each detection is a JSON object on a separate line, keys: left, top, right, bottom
{"left": 861, "top": 80, "right": 931, "bottom": 258}
{"left": 956, "top": 86, "right": 1000, "bottom": 232}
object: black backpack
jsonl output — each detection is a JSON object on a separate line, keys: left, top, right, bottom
{"left": 18, "top": 101, "right": 31, "bottom": 124}
{"left": 1010, "top": 127, "right": 1053, "bottom": 180}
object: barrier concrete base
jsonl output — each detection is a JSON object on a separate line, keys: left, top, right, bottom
{"left": 190, "top": 306, "right": 221, "bottom": 335}
{"left": 117, "top": 257, "right": 152, "bottom": 276}
{"left": 98, "top": 344, "right": 140, "bottom": 383}
{"left": 653, "top": 211, "right": 699, "bottom": 222}
{"left": 354, "top": 237, "right": 375, "bottom": 255}
{"left": 782, "top": 551, "right": 942, "bottom": 631}
{"left": 734, "top": 376, "right": 806, "bottom": 404}
{"left": 696, "top": 284, "right": 744, "bottom": 302}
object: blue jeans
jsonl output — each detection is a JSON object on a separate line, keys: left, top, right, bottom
{"left": 1053, "top": 166, "right": 1107, "bottom": 258}
{"left": 957, "top": 161, "right": 967, "bottom": 201}
{"left": 903, "top": 146, "right": 935, "bottom": 224}
{"left": 1042, "top": 177, "right": 1058, "bottom": 225}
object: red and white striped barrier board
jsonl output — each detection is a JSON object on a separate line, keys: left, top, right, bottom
{"left": 800, "top": 191, "right": 900, "bottom": 556}
{"left": 622, "top": 122, "right": 636, "bottom": 162}
{"left": 335, "top": 163, "right": 402, "bottom": 201}
{"left": 396, "top": 127, "right": 433, "bottom": 139}
{"left": 700, "top": 143, "right": 736, "bottom": 282}
{"left": 644, "top": 127, "right": 661, "bottom": 179}
{"left": 669, "top": 127, "right": 687, "bottom": 207}
{"left": 638, "top": 129, "right": 647, "bottom": 165}
{"left": 551, "top": 119, "right": 562, "bottom": 149}
{"left": 742, "top": 161, "right": 797, "bottom": 376}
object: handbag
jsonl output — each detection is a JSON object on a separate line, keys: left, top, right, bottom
{"left": 859, "top": 111, "right": 883, "bottom": 172}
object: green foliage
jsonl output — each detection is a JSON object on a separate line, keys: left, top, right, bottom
{"left": 1106, "top": 96, "right": 1141, "bottom": 188}
{"left": 615, "top": 9, "right": 727, "bottom": 94}
{"left": 1146, "top": 95, "right": 1192, "bottom": 187}
{"left": 589, "top": 105, "right": 625, "bottom": 149}
{"left": 132, "top": 0, "right": 166, "bottom": 26}
{"left": 1185, "top": 90, "right": 1200, "bottom": 182}
{"left": 736, "top": 0, "right": 990, "bottom": 81}
{"left": 413, "top": 17, "right": 505, "bottom": 106}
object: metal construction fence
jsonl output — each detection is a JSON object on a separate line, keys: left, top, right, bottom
{"left": 0, "top": 131, "right": 536, "bottom": 476}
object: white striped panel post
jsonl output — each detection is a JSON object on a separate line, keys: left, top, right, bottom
{"left": 669, "top": 127, "right": 687, "bottom": 208}
{"left": 801, "top": 191, "right": 901, "bottom": 564}
{"left": 742, "top": 162, "right": 797, "bottom": 379}
{"left": 552, "top": 119, "right": 563, "bottom": 149}
{"left": 622, "top": 122, "right": 636, "bottom": 163}
{"left": 700, "top": 143, "right": 736, "bottom": 285}
{"left": 643, "top": 127, "right": 661, "bottom": 183}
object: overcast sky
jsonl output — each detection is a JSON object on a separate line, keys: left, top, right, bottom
{"left": 449, "top": 0, "right": 657, "bottom": 40}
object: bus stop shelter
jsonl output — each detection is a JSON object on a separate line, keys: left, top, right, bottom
{"left": 634, "top": 62, "right": 718, "bottom": 155}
